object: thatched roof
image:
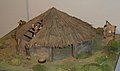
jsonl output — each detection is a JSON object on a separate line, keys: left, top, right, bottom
{"left": 16, "top": 7, "right": 96, "bottom": 47}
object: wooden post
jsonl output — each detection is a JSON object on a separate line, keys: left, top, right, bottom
{"left": 71, "top": 44, "right": 77, "bottom": 58}
{"left": 72, "top": 45, "right": 74, "bottom": 57}
{"left": 113, "top": 26, "right": 116, "bottom": 39}
{"left": 49, "top": 47, "right": 53, "bottom": 61}
{"left": 25, "top": 43, "right": 31, "bottom": 59}
{"left": 16, "top": 38, "right": 21, "bottom": 54}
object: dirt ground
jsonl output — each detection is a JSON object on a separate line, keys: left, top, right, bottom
{"left": 0, "top": 39, "right": 16, "bottom": 60}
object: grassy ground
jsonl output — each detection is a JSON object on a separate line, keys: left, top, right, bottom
{"left": 0, "top": 29, "right": 120, "bottom": 71}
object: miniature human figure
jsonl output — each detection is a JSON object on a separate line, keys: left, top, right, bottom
{"left": 31, "top": 20, "right": 43, "bottom": 37}
{"left": 103, "top": 20, "right": 116, "bottom": 39}
{"left": 37, "top": 20, "right": 43, "bottom": 29}
{"left": 31, "top": 24, "right": 39, "bottom": 37}
{"left": 18, "top": 20, "right": 26, "bottom": 26}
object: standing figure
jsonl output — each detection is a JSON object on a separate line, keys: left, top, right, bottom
{"left": 103, "top": 20, "right": 116, "bottom": 39}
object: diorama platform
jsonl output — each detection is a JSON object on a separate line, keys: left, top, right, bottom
{"left": 0, "top": 28, "right": 120, "bottom": 71}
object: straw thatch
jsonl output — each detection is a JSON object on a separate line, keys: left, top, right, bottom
{"left": 16, "top": 7, "right": 96, "bottom": 48}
